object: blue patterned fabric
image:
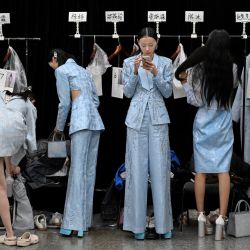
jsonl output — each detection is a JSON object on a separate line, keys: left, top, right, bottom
{"left": 122, "top": 53, "right": 173, "bottom": 234}
{"left": 54, "top": 59, "right": 104, "bottom": 232}
{"left": 182, "top": 65, "right": 237, "bottom": 173}
{"left": 54, "top": 59, "right": 104, "bottom": 135}
{"left": 61, "top": 130, "right": 100, "bottom": 231}
{"left": 122, "top": 54, "right": 173, "bottom": 131}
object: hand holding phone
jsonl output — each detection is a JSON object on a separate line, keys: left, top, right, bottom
{"left": 142, "top": 55, "right": 151, "bottom": 62}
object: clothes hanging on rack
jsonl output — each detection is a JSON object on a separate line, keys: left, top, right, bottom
{"left": 232, "top": 53, "right": 250, "bottom": 164}
{"left": 3, "top": 46, "right": 27, "bottom": 93}
{"left": 172, "top": 43, "right": 187, "bottom": 99}
{"left": 111, "top": 67, "right": 123, "bottom": 99}
{"left": 171, "top": 44, "right": 181, "bottom": 61}
{"left": 108, "top": 44, "right": 129, "bottom": 62}
{"left": 130, "top": 43, "right": 139, "bottom": 56}
{"left": 86, "top": 43, "right": 111, "bottom": 96}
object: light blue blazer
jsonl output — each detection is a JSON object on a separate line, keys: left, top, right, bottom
{"left": 122, "top": 54, "right": 173, "bottom": 130}
{"left": 55, "top": 59, "right": 104, "bottom": 135}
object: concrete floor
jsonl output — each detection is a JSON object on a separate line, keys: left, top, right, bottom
{"left": 0, "top": 215, "right": 249, "bottom": 250}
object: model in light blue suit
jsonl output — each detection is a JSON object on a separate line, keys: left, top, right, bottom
{"left": 48, "top": 49, "right": 104, "bottom": 237}
{"left": 122, "top": 27, "right": 173, "bottom": 240}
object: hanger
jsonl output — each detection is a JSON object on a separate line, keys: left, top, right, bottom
{"left": 130, "top": 35, "right": 139, "bottom": 56}
{"left": 108, "top": 37, "right": 129, "bottom": 61}
{"left": 108, "top": 44, "right": 122, "bottom": 61}
{"left": 201, "top": 35, "right": 205, "bottom": 47}
{"left": 90, "top": 35, "right": 97, "bottom": 60}
{"left": 170, "top": 36, "right": 181, "bottom": 61}
{"left": 3, "top": 46, "right": 11, "bottom": 65}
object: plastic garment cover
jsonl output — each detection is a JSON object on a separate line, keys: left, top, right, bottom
{"left": 172, "top": 43, "right": 187, "bottom": 99}
{"left": 4, "top": 46, "right": 27, "bottom": 92}
{"left": 87, "top": 43, "right": 111, "bottom": 75}
{"left": 87, "top": 43, "right": 111, "bottom": 96}
{"left": 87, "top": 43, "right": 112, "bottom": 75}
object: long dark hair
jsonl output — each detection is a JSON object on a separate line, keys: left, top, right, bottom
{"left": 6, "top": 88, "right": 34, "bottom": 102}
{"left": 137, "top": 27, "right": 158, "bottom": 41}
{"left": 48, "top": 48, "right": 76, "bottom": 67}
{"left": 175, "top": 29, "right": 234, "bottom": 109}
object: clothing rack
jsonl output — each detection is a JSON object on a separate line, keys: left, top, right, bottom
{"left": 69, "top": 34, "right": 249, "bottom": 38}
{"left": 69, "top": 33, "right": 248, "bottom": 64}
{"left": 70, "top": 34, "right": 248, "bottom": 157}
{"left": 1, "top": 37, "right": 41, "bottom": 77}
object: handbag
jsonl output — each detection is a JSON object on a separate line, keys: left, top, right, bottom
{"left": 227, "top": 199, "right": 250, "bottom": 237}
{"left": 47, "top": 133, "right": 67, "bottom": 158}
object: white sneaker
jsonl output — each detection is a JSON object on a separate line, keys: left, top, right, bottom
{"left": 50, "top": 212, "right": 62, "bottom": 226}
{"left": 34, "top": 214, "right": 47, "bottom": 230}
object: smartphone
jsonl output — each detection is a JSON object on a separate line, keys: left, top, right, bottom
{"left": 142, "top": 55, "right": 151, "bottom": 62}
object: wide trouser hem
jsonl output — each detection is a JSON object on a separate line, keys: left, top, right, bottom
{"left": 123, "top": 226, "right": 146, "bottom": 234}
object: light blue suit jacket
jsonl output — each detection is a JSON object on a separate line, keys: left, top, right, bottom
{"left": 55, "top": 59, "right": 104, "bottom": 135}
{"left": 122, "top": 54, "right": 173, "bottom": 130}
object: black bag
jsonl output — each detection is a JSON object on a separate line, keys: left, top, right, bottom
{"left": 101, "top": 180, "right": 120, "bottom": 221}
{"left": 26, "top": 139, "right": 48, "bottom": 162}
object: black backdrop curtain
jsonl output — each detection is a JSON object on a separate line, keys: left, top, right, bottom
{"left": 2, "top": 0, "right": 250, "bottom": 188}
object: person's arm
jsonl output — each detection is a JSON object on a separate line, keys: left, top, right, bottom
{"left": 153, "top": 60, "right": 173, "bottom": 98}
{"left": 179, "top": 69, "right": 204, "bottom": 107}
{"left": 123, "top": 58, "right": 139, "bottom": 98}
{"left": 55, "top": 68, "right": 71, "bottom": 132}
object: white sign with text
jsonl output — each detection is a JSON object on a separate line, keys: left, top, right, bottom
{"left": 68, "top": 12, "right": 87, "bottom": 22}
{"left": 148, "top": 11, "right": 166, "bottom": 22}
{"left": 185, "top": 11, "right": 204, "bottom": 22}
{"left": 105, "top": 11, "right": 124, "bottom": 22}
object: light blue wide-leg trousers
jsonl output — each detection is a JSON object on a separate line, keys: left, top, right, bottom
{"left": 123, "top": 108, "right": 173, "bottom": 234}
{"left": 61, "top": 129, "right": 100, "bottom": 231}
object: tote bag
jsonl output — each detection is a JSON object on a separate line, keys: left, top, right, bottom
{"left": 47, "top": 133, "right": 67, "bottom": 158}
{"left": 227, "top": 199, "right": 250, "bottom": 237}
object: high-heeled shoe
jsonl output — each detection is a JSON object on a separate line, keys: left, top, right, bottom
{"left": 197, "top": 212, "right": 206, "bottom": 237}
{"left": 215, "top": 215, "right": 226, "bottom": 241}
{"left": 77, "top": 231, "right": 86, "bottom": 238}
{"left": 134, "top": 233, "right": 145, "bottom": 240}
{"left": 60, "top": 228, "right": 72, "bottom": 236}
{"left": 60, "top": 229, "right": 86, "bottom": 238}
